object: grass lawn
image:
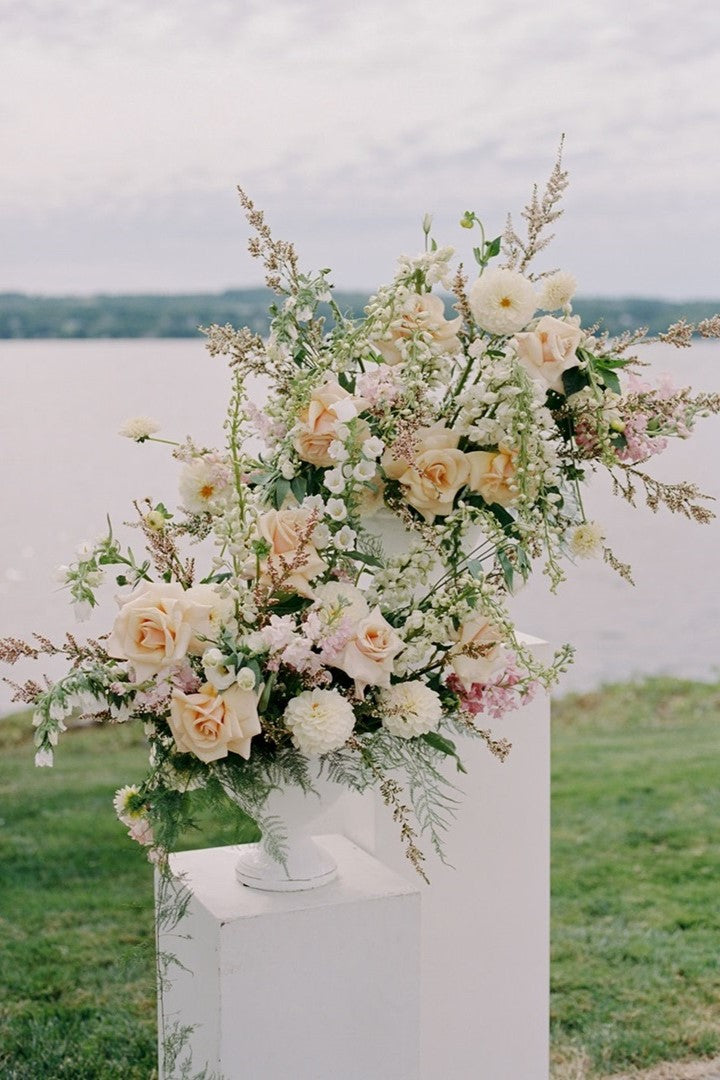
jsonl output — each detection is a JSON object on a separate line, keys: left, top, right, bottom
{"left": 1, "top": 677, "right": 719, "bottom": 1078}
{"left": 551, "top": 678, "right": 720, "bottom": 1078}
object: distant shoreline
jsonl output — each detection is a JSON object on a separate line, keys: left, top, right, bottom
{"left": 1, "top": 289, "right": 718, "bottom": 340}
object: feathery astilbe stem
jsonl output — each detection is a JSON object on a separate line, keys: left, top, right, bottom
{"left": 502, "top": 137, "right": 569, "bottom": 277}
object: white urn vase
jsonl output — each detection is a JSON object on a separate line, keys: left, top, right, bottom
{"left": 232, "top": 768, "right": 344, "bottom": 892}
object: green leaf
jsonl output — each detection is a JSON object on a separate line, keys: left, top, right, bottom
{"left": 274, "top": 478, "right": 291, "bottom": 509}
{"left": 497, "top": 549, "right": 515, "bottom": 591}
{"left": 290, "top": 476, "right": 307, "bottom": 503}
{"left": 467, "top": 558, "right": 484, "bottom": 580}
{"left": 485, "top": 235, "right": 501, "bottom": 258}
{"left": 599, "top": 368, "right": 621, "bottom": 395}
{"left": 343, "top": 549, "right": 383, "bottom": 568}
{"left": 421, "top": 731, "right": 468, "bottom": 774}
{"left": 561, "top": 365, "right": 591, "bottom": 397}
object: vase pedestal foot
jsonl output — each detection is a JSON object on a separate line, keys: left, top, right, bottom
{"left": 234, "top": 836, "right": 338, "bottom": 892}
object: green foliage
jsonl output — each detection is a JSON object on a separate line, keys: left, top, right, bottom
{"left": 552, "top": 677, "right": 720, "bottom": 1076}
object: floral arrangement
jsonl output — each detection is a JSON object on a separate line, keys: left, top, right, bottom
{"left": 3, "top": 149, "right": 719, "bottom": 880}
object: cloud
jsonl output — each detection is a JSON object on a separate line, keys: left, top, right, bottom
{"left": 2, "top": 0, "right": 719, "bottom": 294}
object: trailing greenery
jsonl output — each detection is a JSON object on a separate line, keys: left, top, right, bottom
{"left": 552, "top": 678, "right": 720, "bottom": 1077}
{"left": 1, "top": 289, "right": 719, "bottom": 340}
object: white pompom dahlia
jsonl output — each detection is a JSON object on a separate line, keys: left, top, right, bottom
{"left": 468, "top": 268, "right": 536, "bottom": 336}
{"left": 283, "top": 688, "right": 356, "bottom": 756}
{"left": 378, "top": 681, "right": 443, "bottom": 739}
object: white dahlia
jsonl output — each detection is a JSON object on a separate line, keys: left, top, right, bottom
{"left": 569, "top": 521, "right": 604, "bottom": 559}
{"left": 468, "top": 268, "right": 537, "bottom": 336}
{"left": 113, "top": 783, "right": 144, "bottom": 825}
{"left": 539, "top": 271, "right": 577, "bottom": 312}
{"left": 378, "top": 681, "right": 443, "bottom": 739}
{"left": 118, "top": 416, "right": 161, "bottom": 441}
{"left": 283, "top": 688, "right": 356, "bottom": 756}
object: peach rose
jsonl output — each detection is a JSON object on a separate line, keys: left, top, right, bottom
{"left": 374, "top": 293, "right": 462, "bottom": 366}
{"left": 106, "top": 582, "right": 213, "bottom": 682}
{"left": 467, "top": 446, "right": 519, "bottom": 508}
{"left": 256, "top": 507, "right": 327, "bottom": 598}
{"left": 168, "top": 683, "right": 261, "bottom": 763}
{"left": 383, "top": 422, "right": 472, "bottom": 522}
{"left": 513, "top": 315, "right": 584, "bottom": 394}
{"left": 293, "top": 380, "right": 368, "bottom": 467}
{"left": 332, "top": 607, "right": 404, "bottom": 697}
{"left": 446, "top": 615, "right": 504, "bottom": 691}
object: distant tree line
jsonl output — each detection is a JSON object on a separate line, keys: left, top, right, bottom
{"left": 0, "top": 289, "right": 717, "bottom": 340}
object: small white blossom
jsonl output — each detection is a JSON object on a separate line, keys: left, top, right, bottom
{"left": 328, "top": 440, "right": 349, "bottom": 462}
{"left": 539, "top": 271, "right": 577, "bottom": 311}
{"left": 362, "top": 436, "right": 385, "bottom": 459}
{"left": 35, "top": 747, "right": 54, "bottom": 767}
{"left": 54, "top": 564, "right": 71, "bottom": 584}
{"left": 353, "top": 460, "right": 376, "bottom": 482}
{"left": 73, "top": 600, "right": 93, "bottom": 622}
{"left": 312, "top": 522, "right": 331, "bottom": 548}
{"left": 118, "top": 416, "right": 161, "bottom": 441}
{"left": 326, "top": 498, "right": 347, "bottom": 522}
{"left": 333, "top": 525, "right": 357, "bottom": 551}
{"left": 236, "top": 667, "right": 257, "bottom": 691}
{"left": 279, "top": 457, "right": 296, "bottom": 480}
{"left": 569, "top": 521, "right": 604, "bottom": 559}
{"left": 323, "top": 468, "right": 346, "bottom": 494}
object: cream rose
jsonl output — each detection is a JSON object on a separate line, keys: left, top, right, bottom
{"left": 184, "top": 583, "right": 233, "bottom": 652}
{"left": 293, "top": 380, "right": 368, "bottom": 467}
{"left": 168, "top": 683, "right": 261, "bottom": 763}
{"left": 446, "top": 615, "right": 504, "bottom": 691}
{"left": 383, "top": 422, "right": 472, "bottom": 522}
{"left": 467, "top": 446, "right": 519, "bottom": 508}
{"left": 332, "top": 607, "right": 404, "bottom": 696}
{"left": 255, "top": 507, "right": 327, "bottom": 598}
{"left": 106, "top": 582, "right": 213, "bottom": 681}
{"left": 374, "top": 293, "right": 462, "bottom": 366}
{"left": 513, "top": 315, "right": 584, "bottom": 394}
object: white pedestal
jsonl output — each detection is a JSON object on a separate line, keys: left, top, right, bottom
{"left": 370, "top": 634, "right": 552, "bottom": 1080}
{"left": 156, "top": 834, "right": 421, "bottom": 1080}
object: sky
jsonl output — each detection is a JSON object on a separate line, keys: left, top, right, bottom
{"left": 2, "top": 0, "right": 720, "bottom": 298}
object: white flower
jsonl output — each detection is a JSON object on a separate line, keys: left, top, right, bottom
{"left": 539, "top": 271, "right": 577, "bottom": 311}
{"left": 236, "top": 667, "right": 257, "bottom": 691}
{"left": 468, "top": 269, "right": 536, "bottom": 336}
{"left": 144, "top": 510, "right": 166, "bottom": 531}
{"left": 326, "top": 498, "right": 347, "bottom": 521}
{"left": 312, "top": 522, "right": 331, "bottom": 549}
{"left": 569, "top": 521, "right": 604, "bottom": 558}
{"left": 73, "top": 600, "right": 93, "bottom": 622}
{"left": 312, "top": 581, "right": 370, "bottom": 624}
{"left": 54, "top": 564, "right": 71, "bottom": 584}
{"left": 333, "top": 525, "right": 357, "bottom": 551}
{"left": 328, "top": 440, "right": 349, "bottom": 462}
{"left": 118, "top": 416, "right": 161, "bottom": 441}
{"left": 362, "top": 436, "right": 385, "bottom": 459}
{"left": 76, "top": 540, "right": 95, "bottom": 560}
{"left": 279, "top": 457, "right": 296, "bottom": 480}
{"left": 378, "top": 681, "right": 443, "bottom": 738}
{"left": 113, "top": 783, "right": 144, "bottom": 824}
{"left": 202, "top": 647, "right": 236, "bottom": 690}
{"left": 323, "top": 467, "right": 346, "bottom": 494}
{"left": 332, "top": 398, "right": 359, "bottom": 422}
{"left": 34, "top": 747, "right": 54, "bottom": 767}
{"left": 283, "top": 688, "right": 356, "bottom": 755}
{"left": 353, "top": 460, "right": 377, "bottom": 482}
{"left": 179, "top": 459, "right": 230, "bottom": 514}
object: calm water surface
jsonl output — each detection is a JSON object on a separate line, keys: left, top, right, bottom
{"left": 1, "top": 338, "right": 718, "bottom": 712}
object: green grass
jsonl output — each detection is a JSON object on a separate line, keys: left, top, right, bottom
{"left": 0, "top": 714, "right": 255, "bottom": 1080}
{"left": 2, "top": 679, "right": 719, "bottom": 1078}
{"left": 551, "top": 678, "right": 720, "bottom": 1077}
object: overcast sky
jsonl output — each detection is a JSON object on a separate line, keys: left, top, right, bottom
{"left": 2, "top": 0, "right": 720, "bottom": 297}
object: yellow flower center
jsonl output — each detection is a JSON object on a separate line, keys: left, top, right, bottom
{"left": 200, "top": 484, "right": 215, "bottom": 499}
{"left": 499, "top": 296, "right": 512, "bottom": 308}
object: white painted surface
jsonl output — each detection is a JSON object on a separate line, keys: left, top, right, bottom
{"left": 371, "top": 635, "right": 552, "bottom": 1080}
{"left": 157, "top": 834, "right": 421, "bottom": 1080}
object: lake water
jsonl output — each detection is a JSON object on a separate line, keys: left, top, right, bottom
{"left": 1, "top": 338, "right": 718, "bottom": 712}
